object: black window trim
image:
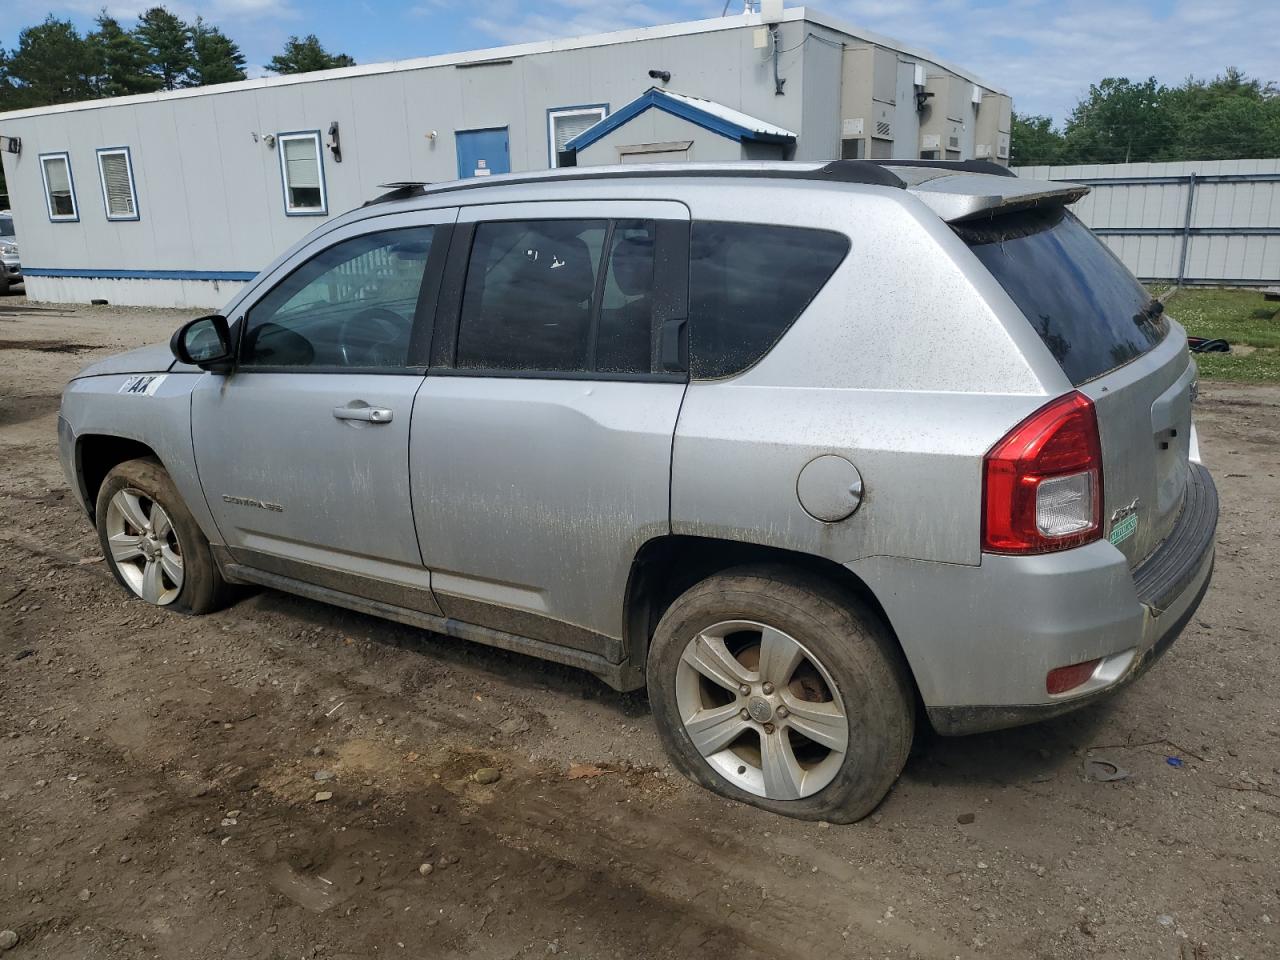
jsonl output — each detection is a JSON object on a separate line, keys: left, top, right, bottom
{"left": 228, "top": 222, "right": 452, "bottom": 376}
{"left": 428, "top": 215, "right": 691, "bottom": 383}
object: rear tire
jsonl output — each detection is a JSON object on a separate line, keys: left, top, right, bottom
{"left": 95, "top": 457, "right": 228, "bottom": 615}
{"left": 647, "top": 564, "right": 914, "bottom": 822}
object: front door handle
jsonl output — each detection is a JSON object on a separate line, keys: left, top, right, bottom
{"left": 333, "top": 405, "right": 393, "bottom": 423}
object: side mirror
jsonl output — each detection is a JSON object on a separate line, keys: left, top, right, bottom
{"left": 170, "top": 314, "right": 233, "bottom": 372}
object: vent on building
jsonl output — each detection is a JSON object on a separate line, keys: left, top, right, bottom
{"left": 975, "top": 143, "right": 992, "bottom": 158}
{"left": 875, "top": 120, "right": 892, "bottom": 138}
{"left": 997, "top": 132, "right": 1010, "bottom": 159}
{"left": 921, "top": 133, "right": 940, "bottom": 150}
{"left": 842, "top": 118, "right": 865, "bottom": 137}
{"left": 948, "top": 135, "right": 960, "bottom": 150}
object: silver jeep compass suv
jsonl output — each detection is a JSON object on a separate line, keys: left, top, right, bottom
{"left": 58, "top": 160, "right": 1217, "bottom": 821}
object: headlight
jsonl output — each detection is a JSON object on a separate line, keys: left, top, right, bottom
{"left": 0, "top": 243, "right": 16, "bottom": 257}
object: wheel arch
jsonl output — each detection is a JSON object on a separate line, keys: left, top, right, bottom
{"left": 75, "top": 433, "right": 163, "bottom": 521}
{"left": 622, "top": 535, "right": 918, "bottom": 699}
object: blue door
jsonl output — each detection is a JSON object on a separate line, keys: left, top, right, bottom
{"left": 455, "top": 128, "right": 510, "bottom": 179}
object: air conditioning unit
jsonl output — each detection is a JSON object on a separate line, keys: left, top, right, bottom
{"left": 921, "top": 133, "right": 940, "bottom": 150}
{"left": 975, "top": 143, "right": 993, "bottom": 158}
{"left": 842, "top": 118, "right": 865, "bottom": 137}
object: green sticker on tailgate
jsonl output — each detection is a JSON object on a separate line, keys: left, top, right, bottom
{"left": 1109, "top": 513, "right": 1138, "bottom": 545}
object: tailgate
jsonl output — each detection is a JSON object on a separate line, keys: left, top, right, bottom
{"left": 1077, "top": 327, "right": 1195, "bottom": 566}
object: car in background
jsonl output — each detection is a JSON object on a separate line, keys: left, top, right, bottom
{"left": 0, "top": 211, "right": 21, "bottom": 295}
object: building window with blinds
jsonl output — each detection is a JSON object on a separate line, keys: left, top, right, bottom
{"left": 39, "top": 152, "right": 79, "bottom": 222}
{"left": 96, "top": 147, "right": 139, "bottom": 221}
{"left": 547, "top": 105, "right": 608, "bottom": 167}
{"left": 278, "top": 131, "right": 327, "bottom": 216}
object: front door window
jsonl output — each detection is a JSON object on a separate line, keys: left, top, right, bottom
{"left": 241, "top": 227, "right": 435, "bottom": 369}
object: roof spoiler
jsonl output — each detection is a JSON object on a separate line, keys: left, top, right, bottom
{"left": 906, "top": 174, "right": 1090, "bottom": 223}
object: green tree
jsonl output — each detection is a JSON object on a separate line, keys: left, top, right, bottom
{"left": 268, "top": 34, "right": 355, "bottom": 75}
{"left": 1061, "top": 76, "right": 1175, "bottom": 163}
{"left": 190, "top": 17, "right": 247, "bottom": 86}
{"left": 0, "top": 17, "right": 96, "bottom": 110}
{"left": 1164, "top": 69, "right": 1280, "bottom": 160}
{"left": 88, "top": 12, "right": 161, "bottom": 98}
{"left": 134, "top": 6, "right": 194, "bottom": 90}
{"left": 1009, "top": 112, "right": 1065, "bottom": 166}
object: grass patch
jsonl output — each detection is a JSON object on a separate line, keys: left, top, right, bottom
{"left": 1162, "top": 287, "right": 1280, "bottom": 382}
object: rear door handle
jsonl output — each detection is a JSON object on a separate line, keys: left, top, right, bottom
{"left": 333, "top": 405, "right": 393, "bottom": 423}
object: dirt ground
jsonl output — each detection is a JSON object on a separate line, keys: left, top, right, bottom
{"left": 1, "top": 298, "right": 1277, "bottom": 960}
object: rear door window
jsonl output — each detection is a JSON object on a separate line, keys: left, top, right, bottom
{"left": 455, "top": 218, "right": 661, "bottom": 375}
{"left": 960, "top": 208, "right": 1166, "bottom": 385}
{"left": 689, "top": 222, "right": 849, "bottom": 379}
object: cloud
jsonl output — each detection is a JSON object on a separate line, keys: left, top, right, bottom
{"left": 818, "top": 0, "right": 1280, "bottom": 119}
{"left": 446, "top": 0, "right": 1280, "bottom": 121}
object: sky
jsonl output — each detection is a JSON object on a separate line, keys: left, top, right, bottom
{"left": 4, "top": 0, "right": 1279, "bottom": 123}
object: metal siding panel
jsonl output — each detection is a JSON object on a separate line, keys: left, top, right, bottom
{"left": 798, "top": 28, "right": 841, "bottom": 161}
{"left": 170, "top": 97, "right": 233, "bottom": 273}
{"left": 892, "top": 60, "right": 918, "bottom": 159}
{"left": 210, "top": 90, "right": 281, "bottom": 269}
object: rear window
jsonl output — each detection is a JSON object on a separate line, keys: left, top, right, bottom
{"left": 690, "top": 222, "right": 849, "bottom": 379}
{"left": 961, "top": 207, "right": 1166, "bottom": 385}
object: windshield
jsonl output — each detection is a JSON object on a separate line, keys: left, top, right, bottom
{"left": 960, "top": 207, "right": 1167, "bottom": 385}
{"left": 0, "top": 217, "right": 14, "bottom": 238}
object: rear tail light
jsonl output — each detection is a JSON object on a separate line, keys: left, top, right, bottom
{"left": 982, "top": 391, "right": 1103, "bottom": 554}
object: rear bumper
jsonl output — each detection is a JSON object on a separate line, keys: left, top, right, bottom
{"left": 848, "top": 463, "right": 1218, "bottom": 735}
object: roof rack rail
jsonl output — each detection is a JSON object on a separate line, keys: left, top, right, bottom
{"left": 873, "top": 158, "right": 1017, "bottom": 178}
{"left": 811, "top": 159, "right": 906, "bottom": 188}
{"left": 400, "top": 160, "right": 906, "bottom": 200}
{"left": 364, "top": 182, "right": 430, "bottom": 206}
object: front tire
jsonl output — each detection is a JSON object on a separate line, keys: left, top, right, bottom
{"left": 647, "top": 565, "right": 914, "bottom": 822}
{"left": 95, "top": 457, "right": 227, "bottom": 614}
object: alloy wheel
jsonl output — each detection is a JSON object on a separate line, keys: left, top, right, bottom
{"left": 104, "top": 488, "right": 184, "bottom": 605}
{"left": 674, "top": 619, "right": 849, "bottom": 800}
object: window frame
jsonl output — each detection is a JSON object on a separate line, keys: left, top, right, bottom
{"left": 38, "top": 152, "right": 79, "bottom": 223}
{"left": 226, "top": 214, "right": 455, "bottom": 376}
{"left": 546, "top": 104, "right": 608, "bottom": 167}
{"left": 430, "top": 207, "right": 689, "bottom": 384}
{"left": 95, "top": 146, "right": 140, "bottom": 222}
{"left": 277, "top": 130, "right": 328, "bottom": 217}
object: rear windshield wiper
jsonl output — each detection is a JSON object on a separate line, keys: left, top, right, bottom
{"left": 1133, "top": 299, "right": 1165, "bottom": 327}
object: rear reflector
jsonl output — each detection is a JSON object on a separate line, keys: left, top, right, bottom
{"left": 1046, "top": 658, "right": 1102, "bottom": 695}
{"left": 982, "top": 391, "right": 1103, "bottom": 554}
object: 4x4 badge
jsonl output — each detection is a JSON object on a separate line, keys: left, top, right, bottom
{"left": 1108, "top": 498, "right": 1140, "bottom": 545}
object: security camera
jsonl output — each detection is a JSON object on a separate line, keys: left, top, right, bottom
{"left": 648, "top": 69, "right": 671, "bottom": 84}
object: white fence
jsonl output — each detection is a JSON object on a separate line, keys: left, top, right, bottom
{"left": 1014, "top": 159, "right": 1280, "bottom": 286}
